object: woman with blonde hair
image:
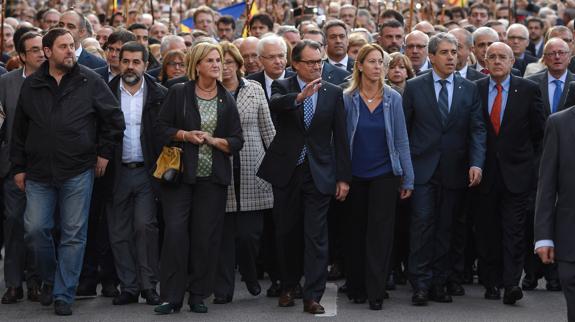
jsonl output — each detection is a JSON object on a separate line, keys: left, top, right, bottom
{"left": 154, "top": 42, "right": 244, "bottom": 314}
{"left": 342, "top": 43, "right": 414, "bottom": 310}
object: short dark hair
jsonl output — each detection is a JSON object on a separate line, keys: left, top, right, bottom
{"left": 17, "top": 31, "right": 42, "bottom": 56}
{"left": 249, "top": 13, "right": 273, "bottom": 31}
{"left": 14, "top": 26, "right": 37, "bottom": 54}
{"left": 292, "top": 39, "right": 322, "bottom": 62}
{"left": 380, "top": 19, "right": 403, "bottom": 33}
{"left": 303, "top": 28, "right": 326, "bottom": 45}
{"left": 470, "top": 3, "right": 490, "bottom": 15}
{"left": 42, "top": 28, "right": 73, "bottom": 49}
{"left": 323, "top": 19, "right": 348, "bottom": 36}
{"left": 127, "top": 23, "right": 147, "bottom": 32}
{"left": 106, "top": 30, "right": 137, "bottom": 49}
{"left": 217, "top": 15, "right": 236, "bottom": 30}
{"left": 484, "top": 20, "right": 504, "bottom": 28}
{"left": 381, "top": 9, "right": 404, "bottom": 26}
{"left": 450, "top": 7, "right": 466, "bottom": 18}
{"left": 120, "top": 41, "right": 149, "bottom": 63}
{"left": 526, "top": 16, "right": 544, "bottom": 29}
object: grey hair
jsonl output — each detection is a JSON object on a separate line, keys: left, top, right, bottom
{"left": 472, "top": 26, "right": 499, "bottom": 44}
{"left": 507, "top": 23, "right": 528, "bottom": 39}
{"left": 406, "top": 30, "right": 430, "bottom": 44}
{"left": 276, "top": 25, "right": 299, "bottom": 37}
{"left": 160, "top": 35, "right": 185, "bottom": 56}
{"left": 351, "top": 28, "right": 374, "bottom": 43}
{"left": 428, "top": 32, "right": 458, "bottom": 55}
{"left": 449, "top": 28, "right": 473, "bottom": 48}
{"left": 538, "top": 7, "right": 555, "bottom": 19}
{"left": 257, "top": 34, "right": 287, "bottom": 56}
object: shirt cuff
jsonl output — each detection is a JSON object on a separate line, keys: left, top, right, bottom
{"left": 534, "top": 240, "right": 554, "bottom": 252}
{"left": 471, "top": 166, "right": 482, "bottom": 173}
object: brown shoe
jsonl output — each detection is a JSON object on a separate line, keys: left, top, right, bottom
{"left": 27, "top": 286, "right": 40, "bottom": 302}
{"left": 2, "top": 287, "right": 24, "bottom": 304}
{"left": 278, "top": 290, "right": 295, "bottom": 307}
{"left": 303, "top": 300, "right": 325, "bottom": 314}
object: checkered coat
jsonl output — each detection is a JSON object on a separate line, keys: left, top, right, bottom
{"left": 226, "top": 79, "right": 276, "bottom": 212}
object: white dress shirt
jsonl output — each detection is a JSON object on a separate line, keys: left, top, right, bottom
{"left": 75, "top": 45, "right": 83, "bottom": 59}
{"left": 264, "top": 70, "right": 285, "bottom": 99}
{"left": 457, "top": 65, "right": 468, "bottom": 79}
{"left": 328, "top": 55, "right": 349, "bottom": 71}
{"left": 120, "top": 79, "right": 145, "bottom": 163}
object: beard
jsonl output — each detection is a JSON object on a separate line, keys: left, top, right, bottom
{"left": 55, "top": 57, "right": 75, "bottom": 73}
{"left": 122, "top": 71, "right": 142, "bottom": 86}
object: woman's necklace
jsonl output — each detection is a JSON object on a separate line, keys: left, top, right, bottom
{"left": 197, "top": 83, "right": 217, "bottom": 93}
{"left": 361, "top": 88, "right": 381, "bottom": 103}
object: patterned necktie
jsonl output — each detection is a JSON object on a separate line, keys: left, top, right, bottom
{"left": 491, "top": 83, "right": 503, "bottom": 135}
{"left": 552, "top": 79, "right": 563, "bottom": 114}
{"left": 297, "top": 95, "right": 314, "bottom": 164}
{"left": 334, "top": 62, "right": 345, "bottom": 69}
{"left": 437, "top": 79, "right": 449, "bottom": 124}
{"left": 481, "top": 68, "right": 490, "bottom": 75}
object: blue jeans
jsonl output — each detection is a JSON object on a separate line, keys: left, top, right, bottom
{"left": 24, "top": 169, "right": 95, "bottom": 303}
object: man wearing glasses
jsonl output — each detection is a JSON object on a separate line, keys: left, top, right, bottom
{"left": 506, "top": 24, "right": 538, "bottom": 76}
{"left": 94, "top": 30, "right": 137, "bottom": 82}
{"left": 405, "top": 31, "right": 431, "bottom": 75}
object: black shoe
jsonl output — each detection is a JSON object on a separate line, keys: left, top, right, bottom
{"left": 75, "top": 282, "right": 97, "bottom": 297}
{"left": 369, "top": 299, "right": 383, "bottom": 310}
{"left": 463, "top": 270, "right": 474, "bottom": 284}
{"left": 383, "top": 290, "right": 390, "bottom": 299}
{"left": 503, "top": 286, "right": 523, "bottom": 305}
{"left": 446, "top": 281, "right": 465, "bottom": 296}
{"left": 246, "top": 281, "right": 261, "bottom": 296}
{"left": 293, "top": 283, "right": 303, "bottom": 299}
{"left": 521, "top": 275, "right": 538, "bottom": 291}
{"left": 338, "top": 283, "right": 348, "bottom": 294}
{"left": 394, "top": 271, "right": 407, "bottom": 285}
{"left": 266, "top": 281, "right": 281, "bottom": 297}
{"left": 141, "top": 289, "right": 161, "bottom": 305}
{"left": 154, "top": 302, "right": 181, "bottom": 314}
{"left": 386, "top": 274, "right": 396, "bottom": 290}
{"left": 213, "top": 295, "right": 232, "bottom": 304}
{"left": 54, "top": 300, "right": 72, "bottom": 316}
{"left": 327, "top": 263, "right": 344, "bottom": 281}
{"left": 101, "top": 283, "right": 119, "bottom": 298}
{"left": 189, "top": 301, "right": 208, "bottom": 313}
{"left": 350, "top": 296, "right": 366, "bottom": 304}
{"left": 429, "top": 285, "right": 453, "bottom": 303}
{"left": 412, "top": 289, "right": 428, "bottom": 306}
{"left": 546, "top": 279, "right": 562, "bottom": 292}
{"left": 112, "top": 292, "right": 139, "bottom": 305}
{"left": 2, "top": 287, "right": 24, "bottom": 304}
{"left": 484, "top": 287, "right": 501, "bottom": 300}
{"left": 40, "top": 284, "right": 53, "bottom": 306}
{"left": 27, "top": 285, "right": 40, "bottom": 302}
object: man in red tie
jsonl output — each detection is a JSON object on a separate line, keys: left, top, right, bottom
{"left": 472, "top": 42, "right": 546, "bottom": 305}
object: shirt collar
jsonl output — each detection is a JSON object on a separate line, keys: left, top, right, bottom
{"left": 75, "top": 45, "right": 83, "bottom": 59}
{"left": 297, "top": 75, "right": 309, "bottom": 90}
{"left": 489, "top": 74, "right": 511, "bottom": 91}
{"left": 457, "top": 65, "right": 468, "bottom": 79}
{"left": 22, "top": 67, "right": 27, "bottom": 79}
{"left": 547, "top": 70, "right": 568, "bottom": 84}
{"left": 328, "top": 55, "right": 348, "bottom": 68}
{"left": 120, "top": 78, "right": 145, "bottom": 96}
{"left": 264, "top": 70, "right": 285, "bottom": 83}
{"left": 431, "top": 69, "right": 454, "bottom": 84}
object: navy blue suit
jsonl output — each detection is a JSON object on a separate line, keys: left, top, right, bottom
{"left": 77, "top": 49, "right": 107, "bottom": 69}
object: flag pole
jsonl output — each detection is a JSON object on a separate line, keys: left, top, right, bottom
{"left": 241, "top": 0, "right": 256, "bottom": 37}
{"left": 0, "top": 0, "right": 5, "bottom": 56}
{"left": 150, "top": 0, "right": 155, "bottom": 25}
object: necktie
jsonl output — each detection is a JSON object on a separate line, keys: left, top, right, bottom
{"left": 552, "top": 79, "right": 563, "bottom": 114}
{"left": 334, "top": 62, "right": 345, "bottom": 69}
{"left": 437, "top": 79, "right": 449, "bottom": 124}
{"left": 491, "top": 84, "right": 502, "bottom": 135}
{"left": 297, "top": 95, "right": 314, "bottom": 164}
{"left": 481, "top": 68, "right": 490, "bottom": 75}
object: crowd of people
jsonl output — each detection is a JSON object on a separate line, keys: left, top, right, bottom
{"left": 0, "top": 0, "right": 573, "bottom": 320}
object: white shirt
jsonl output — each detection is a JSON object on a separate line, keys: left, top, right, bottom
{"left": 475, "top": 62, "right": 487, "bottom": 72}
{"left": 547, "top": 71, "right": 567, "bottom": 113}
{"left": 107, "top": 67, "right": 117, "bottom": 82}
{"left": 264, "top": 70, "right": 286, "bottom": 99}
{"left": 534, "top": 38, "right": 544, "bottom": 57}
{"left": 75, "top": 45, "right": 83, "bottom": 59}
{"left": 328, "top": 55, "right": 349, "bottom": 71}
{"left": 457, "top": 65, "right": 468, "bottom": 79}
{"left": 120, "top": 79, "right": 145, "bottom": 163}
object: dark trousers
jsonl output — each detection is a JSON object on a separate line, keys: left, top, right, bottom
{"left": 79, "top": 178, "right": 118, "bottom": 288}
{"left": 3, "top": 176, "right": 39, "bottom": 288}
{"left": 261, "top": 211, "right": 280, "bottom": 283}
{"left": 409, "top": 173, "right": 465, "bottom": 291}
{"left": 390, "top": 197, "right": 411, "bottom": 279}
{"left": 108, "top": 166, "right": 159, "bottom": 295}
{"left": 273, "top": 161, "right": 331, "bottom": 302}
{"left": 474, "top": 168, "right": 528, "bottom": 288}
{"left": 328, "top": 198, "right": 345, "bottom": 272}
{"left": 558, "top": 261, "right": 575, "bottom": 322}
{"left": 345, "top": 175, "right": 400, "bottom": 301}
{"left": 215, "top": 211, "right": 264, "bottom": 298}
{"left": 448, "top": 190, "right": 472, "bottom": 284}
{"left": 159, "top": 180, "right": 226, "bottom": 305}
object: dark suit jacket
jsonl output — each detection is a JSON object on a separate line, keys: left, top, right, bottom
{"left": 419, "top": 67, "right": 487, "bottom": 82}
{"left": 321, "top": 63, "right": 350, "bottom": 85}
{"left": 475, "top": 75, "right": 546, "bottom": 194}
{"left": 526, "top": 69, "right": 575, "bottom": 117}
{"left": 257, "top": 75, "right": 351, "bottom": 195}
{"left": 323, "top": 57, "right": 355, "bottom": 73}
{"left": 513, "top": 53, "right": 538, "bottom": 76}
{"left": 246, "top": 70, "right": 296, "bottom": 101}
{"left": 403, "top": 72, "right": 486, "bottom": 189}
{"left": 469, "top": 63, "right": 522, "bottom": 77}
{"left": 535, "top": 107, "right": 575, "bottom": 261}
{"left": 527, "top": 41, "right": 544, "bottom": 58}
{"left": 77, "top": 49, "right": 107, "bottom": 69}
{"left": 94, "top": 66, "right": 110, "bottom": 82}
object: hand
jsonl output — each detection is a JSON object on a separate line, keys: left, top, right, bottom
{"left": 536, "top": 246, "right": 555, "bottom": 264}
{"left": 14, "top": 172, "right": 26, "bottom": 192}
{"left": 468, "top": 167, "right": 482, "bottom": 187}
{"left": 95, "top": 156, "right": 109, "bottom": 178}
{"left": 296, "top": 78, "right": 322, "bottom": 104}
{"left": 186, "top": 130, "right": 205, "bottom": 145}
{"left": 335, "top": 181, "right": 349, "bottom": 202}
{"left": 201, "top": 133, "right": 215, "bottom": 146}
{"left": 399, "top": 189, "right": 412, "bottom": 199}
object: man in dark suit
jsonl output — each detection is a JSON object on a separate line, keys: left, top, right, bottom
{"left": 474, "top": 42, "right": 546, "bottom": 305}
{"left": 403, "top": 33, "right": 486, "bottom": 306}
{"left": 535, "top": 106, "right": 575, "bottom": 322}
{"left": 526, "top": 17, "right": 545, "bottom": 58}
{"left": 507, "top": 23, "right": 538, "bottom": 76}
{"left": 93, "top": 30, "right": 137, "bottom": 82}
{"left": 323, "top": 20, "right": 355, "bottom": 73}
{"left": 257, "top": 40, "right": 351, "bottom": 314}
{"left": 58, "top": 10, "right": 106, "bottom": 69}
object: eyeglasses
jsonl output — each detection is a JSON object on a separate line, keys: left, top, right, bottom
{"left": 260, "top": 53, "right": 286, "bottom": 60}
{"left": 507, "top": 36, "right": 527, "bottom": 42}
{"left": 25, "top": 47, "right": 43, "bottom": 54}
{"left": 543, "top": 51, "right": 570, "bottom": 58}
{"left": 167, "top": 62, "right": 185, "bottom": 68}
{"left": 297, "top": 59, "right": 323, "bottom": 67}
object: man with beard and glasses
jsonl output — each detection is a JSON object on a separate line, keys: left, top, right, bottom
{"left": 10, "top": 28, "right": 125, "bottom": 316}
{"left": 105, "top": 41, "right": 166, "bottom": 306}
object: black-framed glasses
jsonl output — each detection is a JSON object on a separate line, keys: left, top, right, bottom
{"left": 167, "top": 62, "right": 185, "bottom": 68}
{"left": 543, "top": 51, "right": 570, "bottom": 58}
{"left": 297, "top": 59, "right": 323, "bottom": 67}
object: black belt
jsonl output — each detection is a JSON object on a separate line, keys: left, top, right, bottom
{"left": 122, "top": 162, "right": 145, "bottom": 169}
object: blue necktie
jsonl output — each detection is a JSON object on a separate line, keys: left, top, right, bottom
{"left": 297, "top": 95, "right": 314, "bottom": 164}
{"left": 552, "top": 79, "right": 563, "bottom": 114}
{"left": 438, "top": 79, "right": 449, "bottom": 124}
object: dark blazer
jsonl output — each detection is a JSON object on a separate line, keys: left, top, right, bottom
{"left": 475, "top": 75, "right": 546, "bottom": 194}
{"left": 470, "top": 63, "right": 522, "bottom": 77}
{"left": 155, "top": 80, "right": 244, "bottom": 186}
{"left": 403, "top": 72, "right": 486, "bottom": 189}
{"left": 77, "top": 49, "right": 107, "bottom": 69}
{"left": 321, "top": 62, "right": 350, "bottom": 85}
{"left": 257, "top": 75, "right": 351, "bottom": 195}
{"left": 419, "top": 66, "right": 487, "bottom": 82}
{"left": 513, "top": 53, "right": 538, "bottom": 76}
{"left": 165, "top": 75, "right": 189, "bottom": 88}
{"left": 535, "top": 107, "right": 575, "bottom": 262}
{"left": 323, "top": 57, "right": 355, "bottom": 73}
{"left": 94, "top": 66, "right": 110, "bottom": 82}
{"left": 526, "top": 69, "right": 575, "bottom": 117}
{"left": 246, "top": 69, "right": 296, "bottom": 101}
{"left": 527, "top": 41, "right": 544, "bottom": 58}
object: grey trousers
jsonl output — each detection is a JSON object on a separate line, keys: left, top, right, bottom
{"left": 108, "top": 166, "right": 159, "bottom": 294}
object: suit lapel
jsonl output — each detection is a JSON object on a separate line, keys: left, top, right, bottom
{"left": 501, "top": 75, "right": 517, "bottom": 130}
{"left": 478, "top": 78, "right": 498, "bottom": 135}
{"left": 446, "top": 75, "right": 462, "bottom": 128}
{"left": 424, "top": 72, "right": 444, "bottom": 126}
{"left": 539, "top": 73, "right": 551, "bottom": 117}
{"left": 309, "top": 82, "right": 328, "bottom": 130}
{"left": 558, "top": 71, "right": 573, "bottom": 111}
{"left": 289, "top": 76, "right": 306, "bottom": 131}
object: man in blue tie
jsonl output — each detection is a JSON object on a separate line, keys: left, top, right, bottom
{"left": 257, "top": 39, "right": 351, "bottom": 314}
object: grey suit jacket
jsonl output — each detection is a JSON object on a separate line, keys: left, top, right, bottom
{"left": 0, "top": 68, "right": 26, "bottom": 177}
{"left": 535, "top": 107, "right": 575, "bottom": 262}
{"left": 526, "top": 70, "right": 575, "bottom": 117}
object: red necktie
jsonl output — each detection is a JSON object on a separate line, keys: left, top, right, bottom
{"left": 481, "top": 68, "right": 490, "bottom": 75}
{"left": 491, "top": 84, "right": 502, "bottom": 135}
